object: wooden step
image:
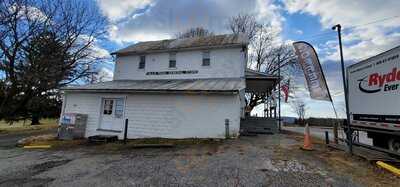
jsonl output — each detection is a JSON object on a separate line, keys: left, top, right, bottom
{"left": 88, "top": 135, "right": 118, "bottom": 143}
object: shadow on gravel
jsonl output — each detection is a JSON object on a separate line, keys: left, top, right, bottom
{"left": 0, "top": 159, "right": 71, "bottom": 186}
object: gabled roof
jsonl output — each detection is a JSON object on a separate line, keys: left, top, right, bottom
{"left": 112, "top": 34, "right": 248, "bottom": 55}
{"left": 61, "top": 78, "right": 245, "bottom": 94}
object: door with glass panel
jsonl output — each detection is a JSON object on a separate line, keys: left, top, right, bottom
{"left": 100, "top": 98, "right": 125, "bottom": 131}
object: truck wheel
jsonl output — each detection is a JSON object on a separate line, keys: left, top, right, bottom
{"left": 388, "top": 138, "right": 400, "bottom": 153}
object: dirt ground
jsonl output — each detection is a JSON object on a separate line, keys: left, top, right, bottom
{"left": 0, "top": 131, "right": 399, "bottom": 187}
{"left": 0, "top": 119, "right": 57, "bottom": 132}
{"left": 0, "top": 120, "right": 58, "bottom": 150}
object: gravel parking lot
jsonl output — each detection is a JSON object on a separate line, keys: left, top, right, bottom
{"left": 0, "top": 132, "right": 398, "bottom": 187}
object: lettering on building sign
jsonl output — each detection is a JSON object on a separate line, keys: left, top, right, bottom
{"left": 146, "top": 70, "right": 199, "bottom": 75}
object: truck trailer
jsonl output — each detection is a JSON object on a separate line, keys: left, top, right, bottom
{"left": 347, "top": 45, "right": 400, "bottom": 153}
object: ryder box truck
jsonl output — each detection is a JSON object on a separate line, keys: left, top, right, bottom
{"left": 347, "top": 45, "right": 400, "bottom": 153}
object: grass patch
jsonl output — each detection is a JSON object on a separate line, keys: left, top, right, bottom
{"left": 0, "top": 118, "right": 58, "bottom": 134}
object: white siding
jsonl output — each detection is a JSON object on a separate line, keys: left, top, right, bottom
{"left": 113, "top": 48, "right": 246, "bottom": 80}
{"left": 62, "top": 93, "right": 126, "bottom": 138}
{"left": 61, "top": 92, "right": 241, "bottom": 139}
{"left": 62, "top": 93, "right": 102, "bottom": 138}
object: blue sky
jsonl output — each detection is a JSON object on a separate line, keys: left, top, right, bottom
{"left": 90, "top": 0, "right": 400, "bottom": 118}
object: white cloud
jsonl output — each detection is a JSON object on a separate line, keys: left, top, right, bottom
{"left": 256, "top": 0, "right": 284, "bottom": 30}
{"left": 295, "top": 30, "right": 303, "bottom": 35}
{"left": 97, "top": 0, "right": 285, "bottom": 43}
{"left": 76, "top": 35, "right": 111, "bottom": 60}
{"left": 90, "top": 44, "right": 111, "bottom": 59}
{"left": 96, "top": 0, "right": 154, "bottom": 21}
{"left": 95, "top": 67, "right": 113, "bottom": 82}
{"left": 108, "top": 24, "right": 170, "bottom": 43}
{"left": 9, "top": 4, "right": 47, "bottom": 22}
{"left": 284, "top": 0, "right": 400, "bottom": 61}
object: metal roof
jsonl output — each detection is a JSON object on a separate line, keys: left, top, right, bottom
{"left": 245, "top": 69, "right": 279, "bottom": 80}
{"left": 244, "top": 69, "right": 279, "bottom": 93}
{"left": 112, "top": 34, "right": 248, "bottom": 55}
{"left": 62, "top": 78, "right": 245, "bottom": 94}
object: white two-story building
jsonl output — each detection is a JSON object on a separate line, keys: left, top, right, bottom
{"left": 60, "top": 34, "right": 278, "bottom": 139}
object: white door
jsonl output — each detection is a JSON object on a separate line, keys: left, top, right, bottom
{"left": 100, "top": 98, "right": 125, "bottom": 131}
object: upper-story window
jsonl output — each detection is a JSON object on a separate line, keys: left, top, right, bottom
{"left": 202, "top": 51, "right": 210, "bottom": 66}
{"left": 139, "top": 55, "right": 146, "bottom": 69}
{"left": 169, "top": 52, "right": 176, "bottom": 68}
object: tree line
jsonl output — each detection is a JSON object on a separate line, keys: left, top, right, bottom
{"left": 293, "top": 118, "right": 344, "bottom": 127}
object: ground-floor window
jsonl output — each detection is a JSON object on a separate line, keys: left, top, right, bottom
{"left": 114, "top": 98, "right": 124, "bottom": 118}
{"left": 102, "top": 98, "right": 124, "bottom": 118}
{"left": 103, "top": 99, "right": 114, "bottom": 115}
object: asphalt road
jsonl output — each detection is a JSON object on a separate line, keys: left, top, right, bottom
{"left": 282, "top": 125, "right": 373, "bottom": 145}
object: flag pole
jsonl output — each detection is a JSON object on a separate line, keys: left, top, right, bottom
{"left": 278, "top": 55, "right": 282, "bottom": 132}
{"left": 315, "top": 44, "right": 340, "bottom": 144}
{"left": 332, "top": 24, "right": 352, "bottom": 154}
{"left": 330, "top": 100, "right": 338, "bottom": 119}
{"left": 292, "top": 41, "right": 342, "bottom": 145}
{"left": 330, "top": 99, "right": 339, "bottom": 144}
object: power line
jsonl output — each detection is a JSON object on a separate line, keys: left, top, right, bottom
{"left": 345, "top": 14, "right": 400, "bottom": 30}
{"left": 298, "top": 31, "right": 334, "bottom": 40}
{"left": 276, "top": 14, "right": 400, "bottom": 46}
{"left": 250, "top": 14, "right": 400, "bottom": 48}
{"left": 268, "top": 32, "right": 335, "bottom": 47}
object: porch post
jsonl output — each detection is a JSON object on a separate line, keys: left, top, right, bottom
{"left": 263, "top": 97, "right": 266, "bottom": 117}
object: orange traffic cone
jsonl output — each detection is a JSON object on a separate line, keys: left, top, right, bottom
{"left": 301, "top": 123, "right": 313, "bottom": 151}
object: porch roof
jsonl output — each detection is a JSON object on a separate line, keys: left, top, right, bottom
{"left": 245, "top": 69, "right": 279, "bottom": 93}
{"left": 61, "top": 78, "right": 245, "bottom": 94}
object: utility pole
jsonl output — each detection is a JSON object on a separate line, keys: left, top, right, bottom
{"left": 332, "top": 24, "right": 352, "bottom": 154}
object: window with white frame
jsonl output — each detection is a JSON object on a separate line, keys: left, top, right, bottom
{"left": 103, "top": 99, "right": 114, "bottom": 115}
{"left": 139, "top": 55, "right": 146, "bottom": 69}
{"left": 202, "top": 51, "right": 210, "bottom": 66}
{"left": 169, "top": 52, "right": 176, "bottom": 68}
{"left": 102, "top": 98, "right": 124, "bottom": 118}
{"left": 114, "top": 98, "right": 124, "bottom": 118}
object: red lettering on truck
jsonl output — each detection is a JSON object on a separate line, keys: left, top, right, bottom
{"left": 368, "top": 68, "right": 400, "bottom": 87}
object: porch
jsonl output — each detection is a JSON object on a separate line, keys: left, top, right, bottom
{"left": 241, "top": 69, "right": 280, "bottom": 135}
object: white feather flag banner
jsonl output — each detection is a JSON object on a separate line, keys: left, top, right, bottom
{"left": 293, "top": 41, "right": 332, "bottom": 101}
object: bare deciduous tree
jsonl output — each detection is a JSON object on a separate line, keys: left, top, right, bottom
{"left": 228, "top": 13, "right": 259, "bottom": 42}
{"left": 176, "top": 27, "right": 213, "bottom": 39}
{"left": 228, "top": 13, "right": 298, "bottom": 113}
{"left": 0, "top": 0, "right": 107, "bottom": 124}
{"left": 290, "top": 98, "right": 307, "bottom": 125}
